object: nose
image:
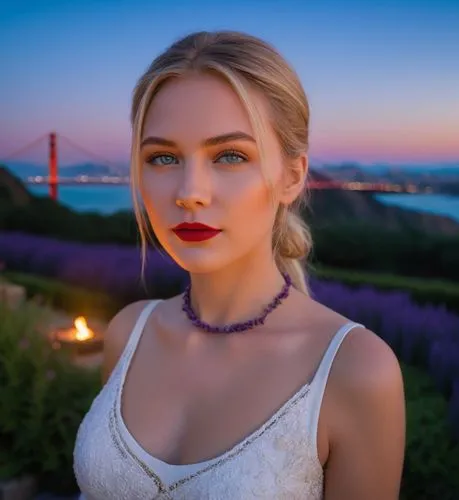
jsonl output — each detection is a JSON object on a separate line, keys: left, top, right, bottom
{"left": 175, "top": 160, "right": 211, "bottom": 210}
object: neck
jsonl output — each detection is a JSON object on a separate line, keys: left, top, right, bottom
{"left": 186, "top": 247, "right": 288, "bottom": 328}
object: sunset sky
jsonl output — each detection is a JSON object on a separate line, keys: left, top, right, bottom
{"left": 0, "top": 0, "right": 458, "bottom": 167}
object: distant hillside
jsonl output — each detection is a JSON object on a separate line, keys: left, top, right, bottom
{"left": 306, "top": 169, "right": 459, "bottom": 236}
{"left": 0, "top": 166, "right": 32, "bottom": 207}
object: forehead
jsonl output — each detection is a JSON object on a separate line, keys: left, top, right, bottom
{"left": 142, "top": 73, "right": 267, "bottom": 141}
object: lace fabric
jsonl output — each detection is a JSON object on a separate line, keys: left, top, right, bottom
{"left": 73, "top": 300, "right": 364, "bottom": 499}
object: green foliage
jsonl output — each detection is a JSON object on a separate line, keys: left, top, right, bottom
{"left": 0, "top": 301, "right": 101, "bottom": 493}
{"left": 401, "top": 364, "right": 459, "bottom": 499}
{"left": 0, "top": 195, "right": 139, "bottom": 245}
{"left": 5, "top": 271, "right": 120, "bottom": 320}
{"left": 309, "top": 223, "right": 459, "bottom": 282}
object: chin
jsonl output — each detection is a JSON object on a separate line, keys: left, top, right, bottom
{"left": 157, "top": 233, "right": 257, "bottom": 276}
{"left": 170, "top": 248, "right": 232, "bottom": 275}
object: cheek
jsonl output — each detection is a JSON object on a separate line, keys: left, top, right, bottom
{"left": 139, "top": 171, "right": 172, "bottom": 223}
{"left": 225, "top": 174, "right": 277, "bottom": 230}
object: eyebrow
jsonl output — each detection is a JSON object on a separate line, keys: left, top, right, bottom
{"left": 140, "top": 131, "right": 256, "bottom": 149}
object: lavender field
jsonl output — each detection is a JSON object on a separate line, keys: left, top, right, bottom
{"left": 1, "top": 230, "right": 458, "bottom": 437}
{"left": 0, "top": 231, "right": 189, "bottom": 301}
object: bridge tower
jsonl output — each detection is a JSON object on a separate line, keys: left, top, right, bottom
{"left": 48, "top": 132, "right": 58, "bottom": 201}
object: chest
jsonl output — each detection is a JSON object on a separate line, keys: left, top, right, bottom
{"left": 75, "top": 374, "right": 324, "bottom": 500}
{"left": 119, "top": 332, "right": 319, "bottom": 466}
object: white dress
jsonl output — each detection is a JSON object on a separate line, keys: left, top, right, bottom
{"left": 73, "top": 300, "right": 364, "bottom": 499}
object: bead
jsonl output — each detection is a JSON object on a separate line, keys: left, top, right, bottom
{"left": 182, "top": 273, "right": 292, "bottom": 334}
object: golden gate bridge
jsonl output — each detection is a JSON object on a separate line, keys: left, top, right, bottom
{"left": 0, "top": 132, "right": 423, "bottom": 203}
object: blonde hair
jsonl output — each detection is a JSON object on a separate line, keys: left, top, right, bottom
{"left": 130, "top": 31, "right": 313, "bottom": 294}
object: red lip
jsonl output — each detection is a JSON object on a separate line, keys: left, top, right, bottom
{"left": 172, "top": 222, "right": 222, "bottom": 242}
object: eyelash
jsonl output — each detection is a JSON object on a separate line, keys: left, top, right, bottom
{"left": 145, "top": 149, "right": 249, "bottom": 166}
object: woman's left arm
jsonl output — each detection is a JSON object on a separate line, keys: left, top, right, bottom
{"left": 323, "top": 329, "right": 406, "bottom": 500}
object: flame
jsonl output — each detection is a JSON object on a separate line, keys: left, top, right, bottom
{"left": 74, "top": 316, "right": 94, "bottom": 341}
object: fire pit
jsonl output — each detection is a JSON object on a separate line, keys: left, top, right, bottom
{"left": 50, "top": 316, "right": 104, "bottom": 356}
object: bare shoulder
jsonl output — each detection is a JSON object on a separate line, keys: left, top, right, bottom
{"left": 101, "top": 299, "right": 153, "bottom": 384}
{"left": 324, "top": 326, "right": 406, "bottom": 499}
{"left": 331, "top": 326, "right": 404, "bottom": 399}
{"left": 304, "top": 299, "right": 404, "bottom": 403}
{"left": 298, "top": 296, "right": 401, "bottom": 376}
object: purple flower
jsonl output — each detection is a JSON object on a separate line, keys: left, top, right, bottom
{"left": 1, "top": 230, "right": 459, "bottom": 437}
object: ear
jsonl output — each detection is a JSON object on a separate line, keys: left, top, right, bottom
{"left": 279, "top": 153, "right": 308, "bottom": 204}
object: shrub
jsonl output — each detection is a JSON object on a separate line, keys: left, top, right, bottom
{"left": 0, "top": 195, "right": 139, "bottom": 245}
{"left": 5, "top": 272, "right": 120, "bottom": 320}
{"left": 401, "top": 364, "right": 459, "bottom": 499}
{"left": 0, "top": 301, "right": 101, "bottom": 494}
{"left": 309, "top": 223, "right": 459, "bottom": 282}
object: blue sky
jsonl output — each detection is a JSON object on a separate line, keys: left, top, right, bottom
{"left": 0, "top": 0, "right": 458, "bottom": 166}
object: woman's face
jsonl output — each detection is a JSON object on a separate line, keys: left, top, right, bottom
{"left": 139, "top": 73, "right": 301, "bottom": 274}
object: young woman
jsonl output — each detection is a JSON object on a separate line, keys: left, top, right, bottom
{"left": 74, "top": 30, "right": 406, "bottom": 499}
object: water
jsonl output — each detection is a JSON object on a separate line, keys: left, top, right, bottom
{"left": 28, "top": 185, "right": 459, "bottom": 223}
{"left": 374, "top": 193, "right": 459, "bottom": 223}
{"left": 29, "top": 185, "right": 133, "bottom": 214}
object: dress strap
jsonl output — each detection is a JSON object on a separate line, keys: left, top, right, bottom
{"left": 306, "top": 321, "right": 365, "bottom": 460}
{"left": 103, "top": 300, "right": 161, "bottom": 388}
{"left": 124, "top": 300, "right": 161, "bottom": 357}
{"left": 113, "top": 299, "right": 161, "bottom": 404}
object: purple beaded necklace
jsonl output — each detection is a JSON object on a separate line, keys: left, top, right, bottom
{"left": 182, "top": 273, "right": 292, "bottom": 334}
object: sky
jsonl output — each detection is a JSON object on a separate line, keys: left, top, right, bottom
{"left": 0, "top": 0, "right": 458, "bottom": 167}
